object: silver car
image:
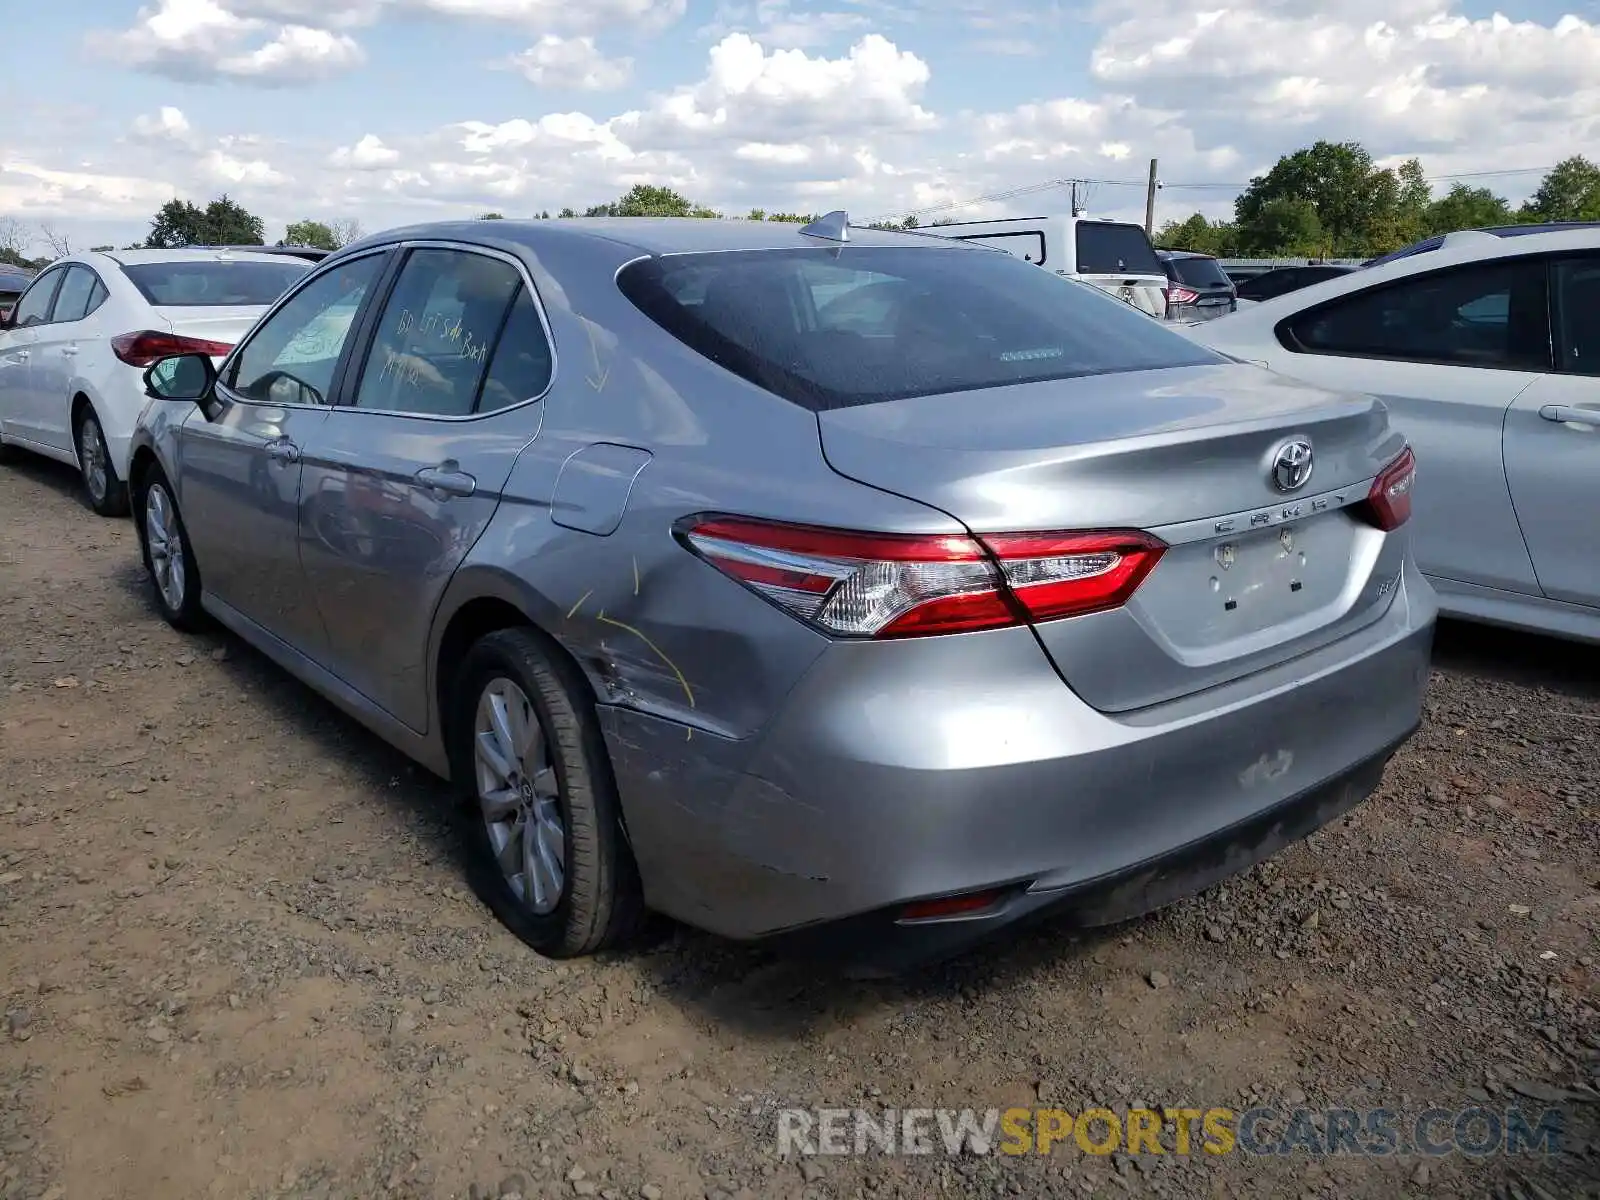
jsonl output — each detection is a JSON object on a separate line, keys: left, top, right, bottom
{"left": 126, "top": 215, "right": 1436, "bottom": 971}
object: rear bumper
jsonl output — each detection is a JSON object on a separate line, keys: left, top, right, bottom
{"left": 601, "top": 561, "right": 1436, "bottom": 964}
{"left": 768, "top": 729, "right": 1407, "bottom": 974}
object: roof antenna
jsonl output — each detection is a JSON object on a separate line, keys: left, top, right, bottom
{"left": 800, "top": 210, "right": 850, "bottom": 243}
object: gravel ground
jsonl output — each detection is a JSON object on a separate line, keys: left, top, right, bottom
{"left": 0, "top": 454, "right": 1596, "bottom": 1200}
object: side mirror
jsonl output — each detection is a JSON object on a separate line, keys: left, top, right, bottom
{"left": 143, "top": 353, "right": 217, "bottom": 404}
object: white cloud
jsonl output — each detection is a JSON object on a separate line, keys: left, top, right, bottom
{"left": 131, "top": 106, "right": 195, "bottom": 143}
{"left": 92, "top": 0, "right": 365, "bottom": 84}
{"left": 0, "top": 162, "right": 177, "bottom": 218}
{"left": 330, "top": 134, "right": 402, "bottom": 168}
{"left": 204, "top": 150, "right": 286, "bottom": 185}
{"left": 509, "top": 36, "right": 633, "bottom": 90}
{"left": 636, "top": 32, "right": 936, "bottom": 145}
{"left": 32, "top": 2, "right": 1600, "bottom": 246}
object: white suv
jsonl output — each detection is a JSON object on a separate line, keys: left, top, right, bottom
{"left": 0, "top": 248, "right": 313, "bottom": 515}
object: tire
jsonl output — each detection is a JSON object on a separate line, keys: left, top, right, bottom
{"left": 76, "top": 407, "right": 129, "bottom": 517}
{"left": 449, "top": 627, "right": 643, "bottom": 958}
{"left": 137, "top": 468, "right": 205, "bottom": 631}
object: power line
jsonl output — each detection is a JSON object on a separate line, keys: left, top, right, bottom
{"left": 871, "top": 164, "right": 1558, "bottom": 224}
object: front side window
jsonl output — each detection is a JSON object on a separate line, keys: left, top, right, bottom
{"left": 226, "top": 254, "right": 385, "bottom": 406}
{"left": 352, "top": 249, "right": 524, "bottom": 417}
{"left": 1552, "top": 257, "right": 1600, "bottom": 377}
{"left": 1283, "top": 259, "right": 1550, "bottom": 370}
{"left": 50, "top": 267, "right": 101, "bottom": 324}
{"left": 10, "top": 268, "right": 64, "bottom": 328}
{"left": 619, "top": 245, "right": 1223, "bottom": 411}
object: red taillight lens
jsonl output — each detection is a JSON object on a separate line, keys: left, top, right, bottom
{"left": 111, "top": 330, "right": 235, "bottom": 368}
{"left": 681, "top": 516, "right": 1166, "bottom": 639}
{"left": 1361, "top": 447, "right": 1416, "bottom": 531}
{"left": 1168, "top": 286, "right": 1200, "bottom": 305}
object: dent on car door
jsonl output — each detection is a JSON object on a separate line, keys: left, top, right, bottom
{"left": 1275, "top": 257, "right": 1552, "bottom": 595}
{"left": 178, "top": 252, "right": 389, "bottom": 653}
{"left": 297, "top": 246, "right": 552, "bottom": 731}
{"left": 1502, "top": 256, "right": 1600, "bottom": 609}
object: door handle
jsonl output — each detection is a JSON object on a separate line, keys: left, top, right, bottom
{"left": 1539, "top": 404, "right": 1599, "bottom": 427}
{"left": 13, "top": 350, "right": 27, "bottom": 362}
{"left": 60, "top": 345, "right": 77, "bottom": 357}
{"left": 414, "top": 463, "right": 477, "bottom": 498}
{"left": 264, "top": 439, "right": 300, "bottom": 464}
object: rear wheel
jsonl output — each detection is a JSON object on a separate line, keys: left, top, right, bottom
{"left": 139, "top": 470, "right": 204, "bottom": 630}
{"left": 450, "top": 628, "right": 642, "bottom": 958}
{"left": 76, "top": 408, "right": 128, "bottom": 517}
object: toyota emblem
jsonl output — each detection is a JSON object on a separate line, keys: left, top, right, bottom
{"left": 1271, "top": 440, "right": 1314, "bottom": 492}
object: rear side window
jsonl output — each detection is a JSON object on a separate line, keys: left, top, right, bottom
{"left": 1073, "top": 223, "right": 1163, "bottom": 276}
{"left": 120, "top": 260, "right": 310, "bottom": 307}
{"left": 1283, "top": 260, "right": 1551, "bottom": 370}
{"left": 477, "top": 287, "right": 554, "bottom": 412}
{"left": 1169, "top": 256, "right": 1232, "bottom": 288}
{"left": 50, "top": 267, "right": 101, "bottom": 323}
{"left": 1552, "top": 257, "right": 1600, "bottom": 377}
{"left": 618, "top": 245, "right": 1221, "bottom": 411}
{"left": 351, "top": 249, "right": 524, "bottom": 417}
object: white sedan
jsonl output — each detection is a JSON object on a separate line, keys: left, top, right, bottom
{"left": 1175, "top": 226, "right": 1600, "bottom": 644}
{"left": 0, "top": 248, "right": 312, "bottom": 515}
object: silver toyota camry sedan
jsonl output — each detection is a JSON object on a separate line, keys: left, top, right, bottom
{"left": 126, "top": 214, "right": 1436, "bottom": 972}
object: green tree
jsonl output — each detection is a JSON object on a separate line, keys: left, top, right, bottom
{"left": 584, "top": 184, "right": 708, "bottom": 217}
{"left": 146, "top": 195, "right": 265, "bottom": 247}
{"left": 1389, "top": 157, "right": 1432, "bottom": 246}
{"left": 284, "top": 219, "right": 339, "bottom": 250}
{"left": 557, "top": 207, "right": 578, "bottom": 218}
{"left": 1155, "top": 213, "right": 1240, "bottom": 256}
{"left": 479, "top": 211, "right": 506, "bottom": 220}
{"left": 1425, "top": 184, "right": 1512, "bottom": 235}
{"left": 145, "top": 199, "right": 207, "bottom": 248}
{"left": 1241, "top": 197, "right": 1325, "bottom": 256}
{"left": 1520, "top": 156, "right": 1600, "bottom": 222}
{"left": 1236, "top": 141, "right": 1396, "bottom": 255}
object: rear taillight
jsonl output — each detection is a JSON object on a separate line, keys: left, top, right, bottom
{"left": 1167, "top": 286, "right": 1200, "bottom": 305}
{"left": 111, "top": 330, "right": 235, "bottom": 368}
{"left": 1360, "top": 447, "right": 1416, "bottom": 531}
{"left": 681, "top": 516, "right": 1166, "bottom": 639}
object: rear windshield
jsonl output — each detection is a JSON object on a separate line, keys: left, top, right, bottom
{"left": 120, "top": 260, "right": 310, "bottom": 307}
{"left": 1074, "top": 222, "right": 1164, "bottom": 276}
{"left": 617, "top": 245, "right": 1221, "bottom": 411}
{"left": 1169, "top": 255, "right": 1232, "bottom": 288}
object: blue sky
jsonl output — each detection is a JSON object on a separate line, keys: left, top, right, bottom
{"left": 1, "top": 0, "right": 1595, "bottom": 252}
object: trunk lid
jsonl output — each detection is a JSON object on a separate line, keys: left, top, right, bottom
{"left": 157, "top": 304, "right": 269, "bottom": 352}
{"left": 817, "top": 362, "right": 1409, "bottom": 711}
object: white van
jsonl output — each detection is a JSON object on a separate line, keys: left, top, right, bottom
{"left": 922, "top": 215, "right": 1169, "bottom": 318}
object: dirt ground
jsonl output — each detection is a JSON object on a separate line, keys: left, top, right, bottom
{"left": 0, "top": 454, "right": 1596, "bottom": 1200}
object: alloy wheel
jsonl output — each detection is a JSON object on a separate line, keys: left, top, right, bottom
{"left": 474, "top": 677, "right": 566, "bottom": 914}
{"left": 144, "top": 483, "right": 187, "bottom": 613}
{"left": 79, "top": 418, "right": 107, "bottom": 504}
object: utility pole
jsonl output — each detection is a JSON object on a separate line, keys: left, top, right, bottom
{"left": 1069, "top": 180, "right": 1080, "bottom": 216}
{"left": 1144, "top": 158, "right": 1159, "bottom": 235}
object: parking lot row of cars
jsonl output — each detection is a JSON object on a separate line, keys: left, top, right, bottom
{"left": 0, "top": 211, "right": 1590, "bottom": 975}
